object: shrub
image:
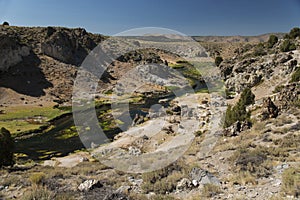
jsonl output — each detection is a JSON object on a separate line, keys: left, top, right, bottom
{"left": 29, "top": 172, "right": 46, "bottom": 185}
{"left": 253, "top": 43, "right": 266, "bottom": 56}
{"left": 267, "top": 35, "right": 278, "bottom": 48}
{"left": 2, "top": 21, "right": 9, "bottom": 26}
{"left": 280, "top": 39, "right": 296, "bottom": 52}
{"left": 288, "top": 27, "right": 300, "bottom": 39}
{"left": 281, "top": 167, "right": 300, "bottom": 197}
{"left": 291, "top": 67, "right": 300, "bottom": 82}
{"left": 239, "top": 87, "right": 255, "bottom": 106}
{"left": 22, "top": 186, "right": 54, "bottom": 200}
{"left": 0, "top": 127, "right": 14, "bottom": 167}
{"left": 215, "top": 56, "right": 223, "bottom": 66}
{"left": 224, "top": 88, "right": 255, "bottom": 127}
{"left": 141, "top": 164, "right": 185, "bottom": 194}
{"left": 228, "top": 171, "right": 257, "bottom": 185}
{"left": 202, "top": 184, "right": 221, "bottom": 198}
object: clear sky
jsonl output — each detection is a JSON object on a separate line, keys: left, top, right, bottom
{"left": 1, "top": 0, "right": 300, "bottom": 36}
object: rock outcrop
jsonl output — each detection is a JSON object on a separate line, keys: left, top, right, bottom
{"left": 78, "top": 179, "right": 103, "bottom": 192}
{"left": 262, "top": 97, "right": 279, "bottom": 119}
{"left": 0, "top": 34, "right": 30, "bottom": 71}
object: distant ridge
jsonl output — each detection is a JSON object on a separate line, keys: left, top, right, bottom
{"left": 192, "top": 33, "right": 285, "bottom": 43}
{"left": 121, "top": 33, "right": 286, "bottom": 43}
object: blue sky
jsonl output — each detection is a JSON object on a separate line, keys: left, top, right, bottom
{"left": 1, "top": 0, "right": 300, "bottom": 36}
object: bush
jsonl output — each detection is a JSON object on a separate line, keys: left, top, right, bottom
{"left": 0, "top": 127, "right": 14, "bottom": 167}
{"left": 288, "top": 27, "right": 300, "bottom": 39}
{"left": 22, "top": 186, "right": 54, "bottom": 200}
{"left": 2, "top": 21, "right": 9, "bottom": 26}
{"left": 253, "top": 43, "right": 266, "bottom": 56}
{"left": 224, "top": 88, "right": 255, "bottom": 127}
{"left": 202, "top": 184, "right": 221, "bottom": 198}
{"left": 291, "top": 67, "right": 300, "bottom": 82}
{"left": 239, "top": 88, "right": 255, "bottom": 106}
{"left": 281, "top": 167, "right": 300, "bottom": 197}
{"left": 29, "top": 172, "right": 46, "bottom": 185}
{"left": 215, "top": 56, "right": 223, "bottom": 66}
{"left": 280, "top": 39, "right": 296, "bottom": 52}
{"left": 267, "top": 35, "right": 278, "bottom": 48}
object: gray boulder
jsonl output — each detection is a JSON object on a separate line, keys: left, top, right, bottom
{"left": 189, "top": 168, "right": 220, "bottom": 185}
{"left": 78, "top": 179, "right": 103, "bottom": 192}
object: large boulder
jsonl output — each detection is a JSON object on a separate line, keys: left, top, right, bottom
{"left": 176, "top": 178, "right": 192, "bottom": 191}
{"left": 0, "top": 127, "right": 14, "bottom": 167}
{"left": 189, "top": 167, "right": 220, "bottom": 186}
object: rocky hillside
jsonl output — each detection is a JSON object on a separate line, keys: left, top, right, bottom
{"left": 0, "top": 25, "right": 299, "bottom": 200}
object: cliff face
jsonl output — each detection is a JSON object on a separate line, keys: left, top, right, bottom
{"left": 0, "top": 34, "right": 30, "bottom": 71}
{"left": 0, "top": 26, "right": 105, "bottom": 71}
{"left": 0, "top": 26, "right": 106, "bottom": 103}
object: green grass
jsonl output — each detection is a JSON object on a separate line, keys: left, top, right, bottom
{"left": 0, "top": 120, "right": 41, "bottom": 136}
{"left": 0, "top": 106, "right": 69, "bottom": 135}
{"left": 168, "top": 63, "right": 184, "bottom": 69}
{"left": 0, "top": 106, "right": 67, "bottom": 121}
{"left": 55, "top": 127, "right": 78, "bottom": 140}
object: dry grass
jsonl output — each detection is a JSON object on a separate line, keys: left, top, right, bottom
{"left": 29, "top": 172, "right": 46, "bottom": 185}
{"left": 227, "top": 171, "right": 257, "bottom": 185}
{"left": 281, "top": 167, "right": 300, "bottom": 197}
{"left": 141, "top": 162, "right": 187, "bottom": 194}
{"left": 201, "top": 184, "right": 221, "bottom": 198}
{"left": 21, "top": 186, "right": 54, "bottom": 200}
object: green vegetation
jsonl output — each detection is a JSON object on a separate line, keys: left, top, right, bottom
{"left": 168, "top": 60, "right": 204, "bottom": 91}
{"left": 273, "top": 85, "right": 284, "bottom": 93}
{"left": 2, "top": 21, "right": 9, "bottom": 26}
{"left": 280, "top": 39, "right": 296, "bottom": 52}
{"left": 0, "top": 120, "right": 42, "bottom": 135}
{"left": 0, "top": 127, "right": 14, "bottom": 167}
{"left": 281, "top": 167, "right": 300, "bottom": 197}
{"left": 0, "top": 106, "right": 68, "bottom": 135}
{"left": 239, "top": 87, "right": 255, "bottom": 106}
{"left": 267, "top": 35, "right": 278, "bottom": 48}
{"left": 291, "top": 67, "right": 300, "bottom": 82}
{"left": 253, "top": 43, "right": 266, "bottom": 56}
{"left": 141, "top": 163, "right": 188, "bottom": 194}
{"left": 202, "top": 184, "right": 221, "bottom": 198}
{"left": 224, "top": 88, "right": 255, "bottom": 127}
{"left": 288, "top": 27, "right": 300, "bottom": 39}
{"left": 0, "top": 106, "right": 65, "bottom": 121}
{"left": 29, "top": 172, "right": 46, "bottom": 185}
{"left": 215, "top": 56, "right": 223, "bottom": 66}
{"left": 232, "top": 147, "right": 270, "bottom": 177}
{"left": 55, "top": 126, "right": 78, "bottom": 139}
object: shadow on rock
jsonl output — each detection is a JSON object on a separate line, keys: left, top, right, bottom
{"left": 0, "top": 52, "right": 53, "bottom": 97}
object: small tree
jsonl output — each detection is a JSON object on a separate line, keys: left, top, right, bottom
{"left": 240, "top": 87, "right": 255, "bottom": 106}
{"left": 224, "top": 88, "right": 255, "bottom": 128}
{"left": 289, "top": 27, "right": 300, "bottom": 39}
{"left": 280, "top": 39, "right": 296, "bottom": 52}
{"left": 2, "top": 21, "right": 9, "bottom": 26}
{"left": 215, "top": 56, "right": 223, "bottom": 66}
{"left": 253, "top": 42, "right": 266, "bottom": 56}
{"left": 267, "top": 35, "right": 278, "bottom": 48}
{"left": 291, "top": 67, "right": 300, "bottom": 82}
{"left": 0, "top": 127, "right": 14, "bottom": 167}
